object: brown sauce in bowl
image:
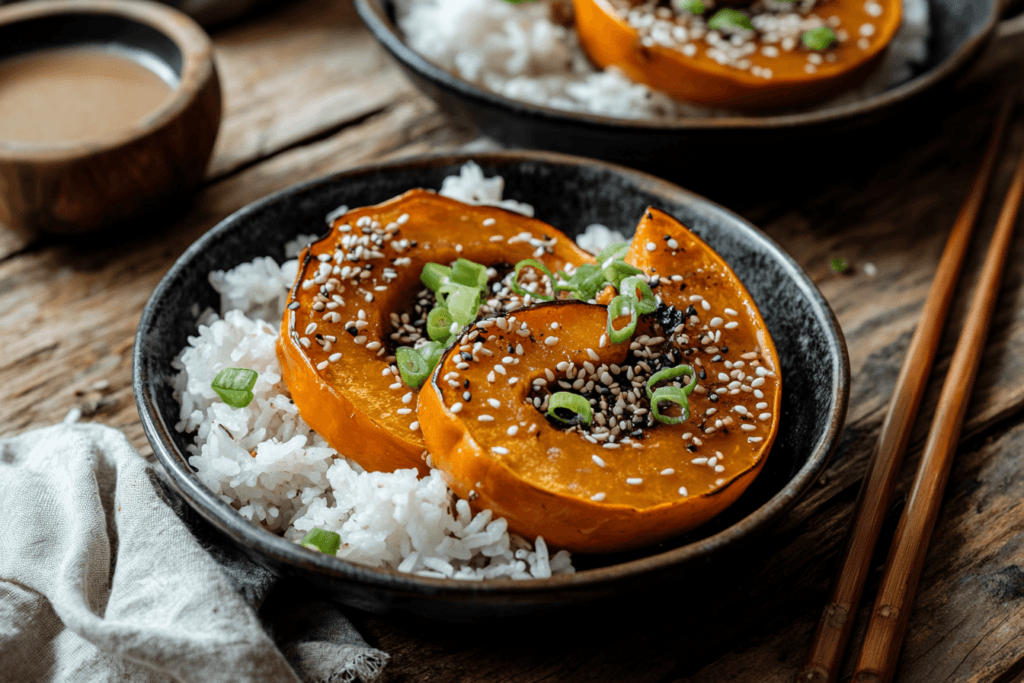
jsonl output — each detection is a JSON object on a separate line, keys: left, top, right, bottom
{"left": 0, "top": 46, "right": 175, "bottom": 145}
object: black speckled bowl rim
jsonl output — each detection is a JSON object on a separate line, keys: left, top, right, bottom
{"left": 134, "top": 150, "right": 849, "bottom": 607}
{"left": 354, "top": 0, "right": 999, "bottom": 133}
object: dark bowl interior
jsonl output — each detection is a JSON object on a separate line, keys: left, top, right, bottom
{"left": 0, "top": 11, "right": 183, "bottom": 80}
{"left": 134, "top": 151, "right": 849, "bottom": 621}
{"left": 354, "top": 0, "right": 999, "bottom": 173}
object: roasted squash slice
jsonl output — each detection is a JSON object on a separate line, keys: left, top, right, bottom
{"left": 278, "top": 190, "right": 593, "bottom": 476}
{"left": 418, "top": 208, "right": 781, "bottom": 552}
{"left": 572, "top": 0, "right": 901, "bottom": 110}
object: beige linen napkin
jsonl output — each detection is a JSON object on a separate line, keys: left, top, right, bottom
{"left": 0, "top": 423, "right": 388, "bottom": 683}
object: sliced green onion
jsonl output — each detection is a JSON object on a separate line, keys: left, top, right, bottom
{"left": 421, "top": 262, "right": 453, "bottom": 292}
{"left": 646, "top": 364, "right": 695, "bottom": 400}
{"left": 301, "top": 527, "right": 341, "bottom": 555}
{"left": 445, "top": 284, "right": 481, "bottom": 326}
{"left": 451, "top": 258, "right": 488, "bottom": 289}
{"left": 802, "top": 26, "right": 837, "bottom": 50}
{"left": 651, "top": 386, "right": 690, "bottom": 425}
{"left": 547, "top": 392, "right": 593, "bottom": 426}
{"left": 673, "top": 0, "right": 705, "bottom": 14}
{"left": 595, "top": 242, "right": 630, "bottom": 264}
{"left": 607, "top": 295, "right": 638, "bottom": 344}
{"left": 707, "top": 8, "right": 753, "bottom": 31}
{"left": 511, "top": 259, "right": 555, "bottom": 302}
{"left": 620, "top": 276, "right": 657, "bottom": 315}
{"left": 602, "top": 260, "right": 644, "bottom": 289}
{"left": 396, "top": 347, "right": 431, "bottom": 388}
{"left": 417, "top": 341, "right": 446, "bottom": 373}
{"left": 211, "top": 368, "right": 258, "bottom": 408}
{"left": 427, "top": 306, "right": 454, "bottom": 343}
{"left": 557, "top": 263, "right": 609, "bottom": 301}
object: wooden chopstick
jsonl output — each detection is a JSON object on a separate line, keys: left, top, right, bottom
{"left": 798, "top": 94, "right": 1017, "bottom": 683}
{"left": 849, "top": 120, "right": 1024, "bottom": 683}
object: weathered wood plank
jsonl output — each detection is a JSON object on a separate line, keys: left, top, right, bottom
{"left": 207, "top": 0, "right": 414, "bottom": 179}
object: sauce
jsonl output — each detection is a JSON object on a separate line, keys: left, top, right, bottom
{"left": 0, "top": 47, "right": 175, "bottom": 145}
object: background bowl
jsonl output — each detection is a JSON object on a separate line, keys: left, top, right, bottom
{"left": 0, "top": 0, "right": 221, "bottom": 235}
{"left": 134, "top": 151, "right": 849, "bottom": 621}
{"left": 354, "top": 0, "right": 1000, "bottom": 173}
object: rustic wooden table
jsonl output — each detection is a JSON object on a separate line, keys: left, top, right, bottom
{"left": 4, "top": 1, "right": 1024, "bottom": 680}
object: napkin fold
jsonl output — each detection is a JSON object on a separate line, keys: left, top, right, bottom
{"left": 0, "top": 423, "right": 388, "bottom": 683}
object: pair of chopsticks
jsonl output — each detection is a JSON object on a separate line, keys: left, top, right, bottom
{"left": 800, "top": 93, "right": 1024, "bottom": 683}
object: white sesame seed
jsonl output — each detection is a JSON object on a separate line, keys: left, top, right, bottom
{"left": 450, "top": 402, "right": 463, "bottom": 414}
{"left": 366, "top": 342, "right": 381, "bottom": 350}
{"left": 626, "top": 478, "right": 643, "bottom": 485}
{"left": 389, "top": 382, "right": 402, "bottom": 389}
{"left": 741, "top": 424, "right": 756, "bottom": 432}
{"left": 733, "top": 405, "right": 749, "bottom": 415}
{"left": 646, "top": 242, "right": 657, "bottom": 252}
{"left": 410, "top": 421, "right": 420, "bottom": 431}
{"left": 488, "top": 398, "right": 501, "bottom": 409}
{"left": 602, "top": 443, "right": 620, "bottom": 449}
{"left": 397, "top": 408, "right": 412, "bottom": 415}
{"left": 860, "top": 22, "right": 875, "bottom": 36}
{"left": 507, "top": 425, "right": 519, "bottom": 436}
{"left": 678, "top": 487, "right": 689, "bottom": 496}
{"left": 759, "top": 412, "right": 772, "bottom": 421}
{"left": 456, "top": 362, "right": 470, "bottom": 370}
{"left": 402, "top": 392, "right": 413, "bottom": 404}
{"left": 545, "top": 337, "right": 559, "bottom": 346}
{"left": 305, "top": 322, "right": 318, "bottom": 335}
{"left": 591, "top": 492, "right": 606, "bottom": 501}
{"left": 516, "top": 344, "right": 524, "bottom": 356}
{"left": 718, "top": 372, "right": 730, "bottom": 381}
{"left": 478, "top": 415, "right": 495, "bottom": 422}
{"left": 708, "top": 457, "right": 718, "bottom": 467}
{"left": 329, "top": 353, "right": 342, "bottom": 362}
{"left": 701, "top": 300, "right": 711, "bottom": 311}
{"left": 587, "top": 348, "right": 600, "bottom": 361}
{"left": 725, "top": 322, "right": 740, "bottom": 330}
{"left": 748, "top": 437, "right": 764, "bottom": 443}
{"left": 483, "top": 217, "right": 496, "bottom": 226}
{"left": 754, "top": 389, "right": 764, "bottom": 399}
{"left": 715, "top": 465, "right": 726, "bottom": 473}
{"left": 353, "top": 335, "right": 367, "bottom": 345}
{"left": 752, "top": 377, "right": 766, "bottom": 388}
{"left": 709, "top": 317, "right": 723, "bottom": 328}
{"left": 660, "top": 468, "right": 675, "bottom": 475}
{"left": 691, "top": 457, "right": 708, "bottom": 465}
{"left": 492, "top": 446, "right": 509, "bottom": 455}
{"left": 316, "top": 361, "right": 328, "bottom": 371}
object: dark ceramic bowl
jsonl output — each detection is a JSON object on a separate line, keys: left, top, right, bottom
{"left": 354, "top": 0, "right": 999, "bottom": 170}
{"left": 134, "top": 151, "right": 849, "bottom": 621}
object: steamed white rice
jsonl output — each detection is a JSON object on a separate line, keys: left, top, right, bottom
{"left": 172, "top": 163, "right": 598, "bottom": 580}
{"left": 393, "top": 0, "right": 929, "bottom": 119}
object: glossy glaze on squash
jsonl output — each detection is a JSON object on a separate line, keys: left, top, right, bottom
{"left": 278, "top": 190, "right": 593, "bottom": 476}
{"left": 572, "top": 0, "right": 901, "bottom": 110}
{"left": 418, "top": 208, "right": 781, "bottom": 552}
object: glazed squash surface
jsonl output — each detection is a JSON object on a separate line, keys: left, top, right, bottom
{"left": 572, "top": 0, "right": 902, "bottom": 110}
{"left": 278, "top": 189, "right": 593, "bottom": 476}
{"left": 418, "top": 208, "right": 782, "bottom": 552}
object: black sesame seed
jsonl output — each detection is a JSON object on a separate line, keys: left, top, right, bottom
{"left": 460, "top": 352, "right": 473, "bottom": 362}
{"left": 685, "top": 305, "right": 698, "bottom": 318}
{"left": 464, "top": 379, "right": 470, "bottom": 388}
{"left": 346, "top": 326, "right": 358, "bottom": 336}
{"left": 699, "top": 369, "right": 707, "bottom": 380}
{"left": 721, "top": 346, "right": 729, "bottom": 353}
{"left": 687, "top": 444, "right": 698, "bottom": 452}
{"left": 287, "top": 301, "right": 300, "bottom": 310}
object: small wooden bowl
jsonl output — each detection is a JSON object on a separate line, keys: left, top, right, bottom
{"left": 0, "top": 0, "right": 221, "bottom": 235}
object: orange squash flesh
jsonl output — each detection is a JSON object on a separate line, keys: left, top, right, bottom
{"left": 278, "top": 190, "right": 593, "bottom": 476}
{"left": 572, "top": 0, "right": 901, "bottom": 110}
{"left": 418, "top": 208, "right": 781, "bottom": 552}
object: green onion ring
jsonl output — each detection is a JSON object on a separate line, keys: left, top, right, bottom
{"left": 211, "top": 368, "right": 258, "bottom": 408}
{"left": 547, "top": 392, "right": 593, "bottom": 426}
{"left": 444, "top": 284, "right": 481, "bottom": 326}
{"left": 396, "top": 347, "right": 430, "bottom": 388}
{"left": 606, "top": 295, "right": 638, "bottom": 343}
{"left": 426, "top": 306, "right": 454, "bottom": 343}
{"left": 645, "top": 364, "right": 695, "bottom": 400}
{"left": 620, "top": 276, "right": 657, "bottom": 314}
{"left": 651, "top": 386, "right": 690, "bottom": 425}
{"left": 420, "top": 262, "right": 452, "bottom": 292}
{"left": 300, "top": 527, "right": 341, "bottom": 555}
{"left": 511, "top": 259, "right": 555, "bottom": 302}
